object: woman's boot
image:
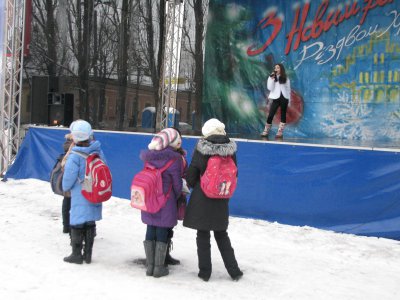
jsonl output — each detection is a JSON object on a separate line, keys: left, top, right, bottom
{"left": 260, "top": 123, "right": 272, "bottom": 137}
{"left": 215, "top": 231, "right": 243, "bottom": 281}
{"left": 165, "top": 239, "right": 180, "bottom": 265}
{"left": 144, "top": 240, "right": 155, "bottom": 276}
{"left": 275, "top": 122, "right": 286, "bottom": 138}
{"left": 153, "top": 242, "right": 169, "bottom": 278}
{"left": 83, "top": 224, "right": 96, "bottom": 264}
{"left": 64, "top": 228, "right": 84, "bottom": 264}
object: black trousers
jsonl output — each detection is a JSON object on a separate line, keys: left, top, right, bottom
{"left": 267, "top": 93, "right": 289, "bottom": 124}
{"left": 196, "top": 230, "right": 241, "bottom": 277}
{"left": 62, "top": 196, "right": 71, "bottom": 228}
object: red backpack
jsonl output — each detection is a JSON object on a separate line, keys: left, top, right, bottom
{"left": 130, "top": 159, "right": 176, "bottom": 213}
{"left": 200, "top": 156, "right": 238, "bottom": 199}
{"left": 73, "top": 151, "right": 113, "bottom": 203}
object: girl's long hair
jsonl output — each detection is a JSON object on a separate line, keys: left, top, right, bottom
{"left": 276, "top": 63, "right": 287, "bottom": 84}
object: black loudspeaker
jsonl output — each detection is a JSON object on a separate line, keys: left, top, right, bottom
{"left": 31, "top": 76, "right": 49, "bottom": 124}
{"left": 63, "top": 93, "right": 74, "bottom": 127}
{"left": 48, "top": 93, "right": 74, "bottom": 126}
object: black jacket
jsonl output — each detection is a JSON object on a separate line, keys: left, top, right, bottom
{"left": 183, "top": 135, "right": 237, "bottom": 231}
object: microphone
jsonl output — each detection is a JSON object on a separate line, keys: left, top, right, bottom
{"left": 270, "top": 71, "right": 276, "bottom": 77}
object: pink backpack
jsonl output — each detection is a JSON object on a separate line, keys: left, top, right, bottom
{"left": 73, "top": 151, "right": 113, "bottom": 203}
{"left": 200, "top": 156, "right": 238, "bottom": 199}
{"left": 130, "top": 159, "right": 175, "bottom": 213}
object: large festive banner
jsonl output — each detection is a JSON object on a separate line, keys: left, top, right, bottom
{"left": 204, "top": 0, "right": 400, "bottom": 142}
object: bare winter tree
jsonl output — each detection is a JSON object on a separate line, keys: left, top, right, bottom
{"left": 29, "top": 0, "right": 81, "bottom": 81}
{"left": 91, "top": 1, "right": 119, "bottom": 127}
{"left": 65, "top": 0, "right": 95, "bottom": 120}
{"left": 29, "top": 0, "right": 58, "bottom": 86}
{"left": 114, "top": 0, "right": 136, "bottom": 130}
{"left": 126, "top": 3, "right": 146, "bottom": 128}
{"left": 182, "top": 0, "right": 208, "bottom": 131}
{"left": 28, "top": 0, "right": 208, "bottom": 133}
{"left": 138, "top": 0, "right": 165, "bottom": 130}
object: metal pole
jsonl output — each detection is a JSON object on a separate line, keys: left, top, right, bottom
{"left": 159, "top": 0, "right": 184, "bottom": 130}
{"left": 0, "top": 0, "right": 26, "bottom": 176}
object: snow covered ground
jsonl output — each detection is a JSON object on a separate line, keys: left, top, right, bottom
{"left": 1, "top": 179, "right": 400, "bottom": 300}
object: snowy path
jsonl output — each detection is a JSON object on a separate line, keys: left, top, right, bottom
{"left": 1, "top": 179, "right": 400, "bottom": 300}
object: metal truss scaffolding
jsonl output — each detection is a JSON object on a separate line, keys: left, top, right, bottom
{"left": 159, "top": 0, "right": 185, "bottom": 130}
{"left": 0, "top": 0, "right": 26, "bottom": 176}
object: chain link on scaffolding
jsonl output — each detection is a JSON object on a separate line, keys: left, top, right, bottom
{"left": 0, "top": 0, "right": 26, "bottom": 176}
{"left": 158, "top": 0, "right": 184, "bottom": 131}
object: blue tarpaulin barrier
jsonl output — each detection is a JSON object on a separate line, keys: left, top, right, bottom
{"left": 5, "top": 127, "right": 400, "bottom": 240}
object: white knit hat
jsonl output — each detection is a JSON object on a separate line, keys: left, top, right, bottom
{"left": 201, "top": 118, "right": 226, "bottom": 137}
{"left": 70, "top": 120, "right": 93, "bottom": 142}
{"left": 148, "top": 128, "right": 182, "bottom": 150}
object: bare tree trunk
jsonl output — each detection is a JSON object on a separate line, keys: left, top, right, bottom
{"left": 115, "top": 0, "right": 130, "bottom": 130}
{"left": 44, "top": 0, "right": 57, "bottom": 90}
{"left": 133, "top": 68, "right": 141, "bottom": 127}
{"left": 193, "top": 0, "right": 205, "bottom": 131}
{"left": 142, "top": 0, "right": 164, "bottom": 131}
{"left": 158, "top": 0, "right": 165, "bottom": 79}
{"left": 92, "top": 9, "right": 99, "bottom": 127}
{"left": 98, "top": 51, "right": 109, "bottom": 125}
{"left": 97, "top": 55, "right": 107, "bottom": 126}
{"left": 77, "top": 0, "right": 93, "bottom": 120}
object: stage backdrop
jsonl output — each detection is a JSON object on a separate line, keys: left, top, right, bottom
{"left": 203, "top": 0, "right": 400, "bottom": 142}
{"left": 5, "top": 127, "right": 400, "bottom": 240}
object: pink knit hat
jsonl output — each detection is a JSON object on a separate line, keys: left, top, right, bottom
{"left": 148, "top": 128, "right": 182, "bottom": 150}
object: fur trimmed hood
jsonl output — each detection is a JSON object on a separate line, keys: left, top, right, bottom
{"left": 196, "top": 136, "right": 237, "bottom": 156}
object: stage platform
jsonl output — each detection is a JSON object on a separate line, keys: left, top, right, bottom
{"left": 234, "top": 133, "right": 400, "bottom": 151}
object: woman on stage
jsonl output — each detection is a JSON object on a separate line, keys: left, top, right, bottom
{"left": 261, "top": 63, "right": 291, "bottom": 138}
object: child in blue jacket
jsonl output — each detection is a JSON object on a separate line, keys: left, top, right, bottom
{"left": 62, "top": 120, "right": 105, "bottom": 264}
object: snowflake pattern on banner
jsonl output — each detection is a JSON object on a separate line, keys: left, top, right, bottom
{"left": 385, "top": 108, "right": 400, "bottom": 140}
{"left": 321, "top": 91, "right": 374, "bottom": 140}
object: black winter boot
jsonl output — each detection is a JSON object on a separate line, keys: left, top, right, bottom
{"left": 165, "top": 239, "right": 180, "bottom": 266}
{"left": 64, "top": 228, "right": 84, "bottom": 264}
{"left": 143, "top": 240, "right": 155, "bottom": 276}
{"left": 197, "top": 230, "right": 212, "bottom": 282}
{"left": 83, "top": 224, "right": 96, "bottom": 264}
{"left": 153, "top": 242, "right": 169, "bottom": 278}
{"left": 63, "top": 226, "right": 70, "bottom": 234}
{"left": 215, "top": 231, "right": 243, "bottom": 281}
